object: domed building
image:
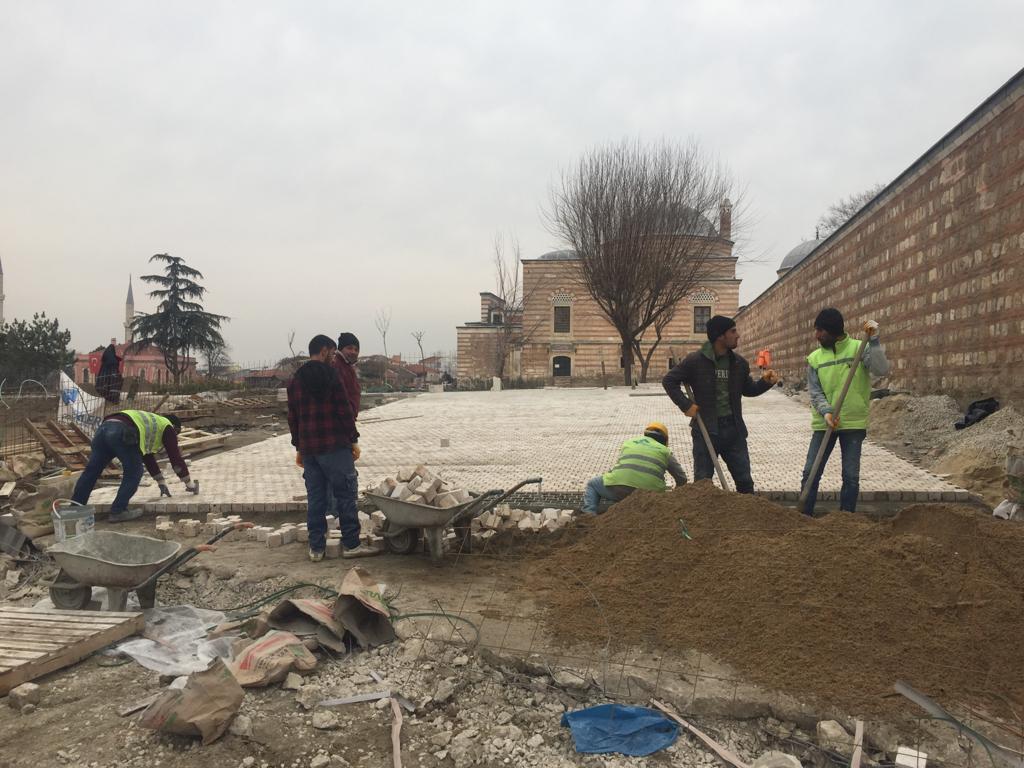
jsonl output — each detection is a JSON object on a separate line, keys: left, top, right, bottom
{"left": 457, "top": 201, "right": 741, "bottom": 383}
{"left": 776, "top": 239, "right": 823, "bottom": 278}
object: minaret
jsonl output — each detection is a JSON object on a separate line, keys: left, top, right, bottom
{"left": 0, "top": 255, "right": 5, "bottom": 327}
{"left": 124, "top": 275, "right": 134, "bottom": 344}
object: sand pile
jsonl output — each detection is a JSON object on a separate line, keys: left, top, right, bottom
{"left": 529, "top": 482, "right": 1024, "bottom": 718}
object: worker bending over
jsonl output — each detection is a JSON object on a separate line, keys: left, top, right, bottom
{"left": 581, "top": 423, "right": 687, "bottom": 514}
{"left": 72, "top": 410, "right": 197, "bottom": 522}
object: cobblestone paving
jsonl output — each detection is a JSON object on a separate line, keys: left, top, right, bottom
{"left": 90, "top": 387, "right": 969, "bottom": 512}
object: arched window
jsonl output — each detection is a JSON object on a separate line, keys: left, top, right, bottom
{"left": 552, "top": 356, "right": 571, "bottom": 377}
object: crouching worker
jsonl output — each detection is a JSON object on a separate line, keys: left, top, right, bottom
{"left": 581, "top": 423, "right": 688, "bottom": 514}
{"left": 72, "top": 410, "right": 197, "bottom": 522}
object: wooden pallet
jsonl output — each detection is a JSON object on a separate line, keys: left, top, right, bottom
{"left": 162, "top": 408, "right": 214, "bottom": 421}
{"left": 0, "top": 606, "right": 144, "bottom": 695}
{"left": 177, "top": 428, "right": 230, "bottom": 456}
{"left": 218, "top": 397, "right": 274, "bottom": 409}
{"left": 24, "top": 419, "right": 93, "bottom": 471}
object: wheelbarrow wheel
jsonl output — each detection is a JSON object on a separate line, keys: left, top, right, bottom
{"left": 383, "top": 522, "right": 422, "bottom": 555}
{"left": 50, "top": 582, "right": 93, "bottom": 610}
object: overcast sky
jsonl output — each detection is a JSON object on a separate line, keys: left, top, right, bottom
{"left": 2, "top": 1, "right": 1022, "bottom": 365}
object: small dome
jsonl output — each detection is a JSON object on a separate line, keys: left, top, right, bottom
{"left": 538, "top": 249, "right": 578, "bottom": 261}
{"left": 779, "top": 239, "right": 822, "bottom": 272}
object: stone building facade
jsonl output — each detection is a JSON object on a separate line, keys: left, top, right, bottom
{"left": 735, "top": 67, "right": 1024, "bottom": 405}
{"left": 457, "top": 205, "right": 740, "bottom": 383}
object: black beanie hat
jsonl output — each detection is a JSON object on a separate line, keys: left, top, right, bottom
{"left": 814, "top": 308, "right": 844, "bottom": 337}
{"left": 706, "top": 315, "right": 736, "bottom": 343}
{"left": 337, "top": 332, "right": 360, "bottom": 350}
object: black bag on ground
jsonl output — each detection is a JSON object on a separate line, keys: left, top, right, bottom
{"left": 954, "top": 397, "right": 999, "bottom": 430}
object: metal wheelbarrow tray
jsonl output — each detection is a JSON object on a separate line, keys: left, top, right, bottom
{"left": 47, "top": 523, "right": 251, "bottom": 611}
{"left": 364, "top": 476, "right": 541, "bottom": 564}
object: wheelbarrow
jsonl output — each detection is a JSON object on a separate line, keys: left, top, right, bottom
{"left": 364, "top": 477, "right": 542, "bottom": 564}
{"left": 47, "top": 523, "right": 253, "bottom": 611}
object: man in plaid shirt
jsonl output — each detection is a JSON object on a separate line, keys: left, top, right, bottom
{"left": 287, "top": 334, "right": 378, "bottom": 560}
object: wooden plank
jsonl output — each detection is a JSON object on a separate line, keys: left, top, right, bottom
{"left": 0, "top": 610, "right": 144, "bottom": 695}
{"left": 650, "top": 699, "right": 750, "bottom": 768}
{"left": 0, "top": 611, "right": 129, "bottom": 626}
{"left": 0, "top": 648, "right": 51, "bottom": 661}
{"left": 0, "top": 482, "right": 16, "bottom": 498}
{"left": 850, "top": 720, "right": 864, "bottom": 768}
{"left": 0, "top": 626, "right": 104, "bottom": 642}
{"left": 1, "top": 639, "right": 66, "bottom": 652}
{"left": 2, "top": 610, "right": 143, "bottom": 622}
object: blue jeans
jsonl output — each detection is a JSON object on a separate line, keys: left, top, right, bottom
{"left": 582, "top": 477, "right": 634, "bottom": 513}
{"left": 800, "top": 429, "right": 866, "bottom": 516}
{"left": 72, "top": 420, "right": 145, "bottom": 513}
{"left": 303, "top": 446, "right": 360, "bottom": 551}
{"left": 692, "top": 417, "right": 754, "bottom": 493}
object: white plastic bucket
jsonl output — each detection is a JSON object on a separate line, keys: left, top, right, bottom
{"left": 51, "top": 501, "right": 96, "bottom": 543}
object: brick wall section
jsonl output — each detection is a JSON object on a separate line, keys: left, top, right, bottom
{"left": 736, "top": 70, "right": 1024, "bottom": 405}
{"left": 455, "top": 325, "right": 500, "bottom": 381}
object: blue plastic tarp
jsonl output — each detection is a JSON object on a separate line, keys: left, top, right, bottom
{"left": 561, "top": 703, "right": 679, "bottom": 756}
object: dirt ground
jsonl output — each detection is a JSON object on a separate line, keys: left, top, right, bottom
{"left": 529, "top": 483, "right": 1024, "bottom": 722}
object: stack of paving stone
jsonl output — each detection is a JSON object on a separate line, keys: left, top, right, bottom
{"left": 370, "top": 464, "right": 472, "bottom": 508}
{"left": 472, "top": 505, "right": 576, "bottom": 534}
{"left": 153, "top": 512, "right": 245, "bottom": 540}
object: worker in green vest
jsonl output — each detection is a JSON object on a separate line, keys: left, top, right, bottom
{"left": 72, "top": 410, "right": 198, "bottom": 522}
{"left": 800, "top": 308, "right": 890, "bottom": 516}
{"left": 582, "top": 422, "right": 688, "bottom": 513}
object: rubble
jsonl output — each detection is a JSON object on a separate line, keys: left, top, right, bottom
{"left": 8, "top": 682, "right": 41, "bottom": 711}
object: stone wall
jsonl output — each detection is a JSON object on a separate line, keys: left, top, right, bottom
{"left": 736, "top": 70, "right": 1024, "bottom": 405}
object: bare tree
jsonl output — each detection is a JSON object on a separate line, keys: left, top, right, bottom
{"left": 411, "top": 331, "right": 426, "bottom": 363}
{"left": 816, "top": 183, "right": 885, "bottom": 238}
{"left": 374, "top": 308, "right": 392, "bottom": 360}
{"left": 202, "top": 342, "right": 231, "bottom": 379}
{"left": 491, "top": 233, "right": 544, "bottom": 380}
{"left": 546, "top": 138, "right": 737, "bottom": 385}
{"left": 631, "top": 305, "right": 675, "bottom": 384}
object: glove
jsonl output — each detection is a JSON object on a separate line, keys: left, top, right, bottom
{"left": 295, "top": 452, "right": 304, "bottom": 467}
{"left": 762, "top": 369, "right": 780, "bottom": 385}
{"left": 863, "top": 319, "right": 879, "bottom": 337}
{"left": 352, "top": 444, "right": 361, "bottom": 461}
{"left": 824, "top": 412, "right": 840, "bottom": 430}
{"left": 158, "top": 484, "right": 172, "bottom": 498}
{"left": 184, "top": 480, "right": 199, "bottom": 494}
{"left": 685, "top": 404, "right": 699, "bottom": 418}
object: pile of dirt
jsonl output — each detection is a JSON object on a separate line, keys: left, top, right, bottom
{"left": 931, "top": 406, "right": 1024, "bottom": 505}
{"left": 868, "top": 394, "right": 962, "bottom": 460}
{"left": 527, "top": 482, "right": 1024, "bottom": 719}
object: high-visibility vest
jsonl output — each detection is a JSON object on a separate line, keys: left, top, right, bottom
{"left": 806, "top": 335, "right": 870, "bottom": 431}
{"left": 603, "top": 436, "right": 670, "bottom": 491}
{"left": 122, "top": 410, "right": 174, "bottom": 455}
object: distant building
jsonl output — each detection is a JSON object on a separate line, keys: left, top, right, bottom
{"left": 73, "top": 277, "right": 196, "bottom": 386}
{"left": 456, "top": 202, "right": 740, "bottom": 383}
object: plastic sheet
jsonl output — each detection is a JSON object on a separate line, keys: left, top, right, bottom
{"left": 561, "top": 704, "right": 679, "bottom": 756}
{"left": 117, "top": 605, "right": 233, "bottom": 676}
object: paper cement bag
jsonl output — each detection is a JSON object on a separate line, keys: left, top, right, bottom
{"left": 139, "top": 658, "right": 244, "bottom": 745}
{"left": 228, "top": 629, "right": 317, "bottom": 687}
{"left": 331, "top": 566, "right": 396, "bottom": 648}
{"left": 268, "top": 597, "right": 348, "bottom": 652}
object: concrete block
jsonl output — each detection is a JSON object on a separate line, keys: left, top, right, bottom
{"left": 279, "top": 528, "right": 296, "bottom": 545}
{"left": 435, "top": 492, "right": 459, "bottom": 509}
{"left": 413, "top": 464, "right": 433, "bottom": 481}
{"left": 326, "top": 515, "right": 339, "bottom": 530}
{"left": 325, "top": 540, "right": 341, "bottom": 559}
{"left": 155, "top": 515, "right": 171, "bottom": 527}
{"left": 517, "top": 516, "right": 537, "bottom": 531}
{"left": 391, "top": 484, "right": 414, "bottom": 501}
{"left": 255, "top": 527, "right": 274, "bottom": 542}
{"left": 297, "top": 528, "right": 309, "bottom": 543}
{"left": 206, "top": 511, "right": 219, "bottom": 523}
{"left": 266, "top": 532, "right": 283, "bottom": 548}
{"left": 397, "top": 468, "right": 415, "bottom": 483}
{"left": 180, "top": 521, "right": 200, "bottom": 538}
{"left": 376, "top": 477, "right": 398, "bottom": 496}
{"left": 327, "top": 530, "right": 342, "bottom": 539}
{"left": 406, "top": 475, "right": 423, "bottom": 492}
{"left": 8, "top": 683, "right": 41, "bottom": 710}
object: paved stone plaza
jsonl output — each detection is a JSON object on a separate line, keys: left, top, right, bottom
{"left": 89, "top": 387, "right": 968, "bottom": 512}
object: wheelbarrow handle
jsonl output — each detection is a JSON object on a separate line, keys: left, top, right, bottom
{"left": 447, "top": 477, "right": 543, "bottom": 526}
{"left": 133, "top": 522, "right": 252, "bottom": 594}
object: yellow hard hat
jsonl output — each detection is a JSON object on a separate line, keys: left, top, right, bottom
{"left": 644, "top": 422, "right": 669, "bottom": 441}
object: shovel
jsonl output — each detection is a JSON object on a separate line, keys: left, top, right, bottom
{"left": 797, "top": 335, "right": 870, "bottom": 515}
{"left": 684, "top": 384, "right": 730, "bottom": 490}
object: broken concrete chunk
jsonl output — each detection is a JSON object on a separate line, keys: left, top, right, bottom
{"left": 816, "top": 720, "right": 852, "bottom": 755}
{"left": 312, "top": 710, "right": 339, "bottom": 730}
{"left": 282, "top": 672, "right": 304, "bottom": 690}
{"left": 8, "top": 683, "right": 41, "bottom": 710}
{"left": 752, "top": 752, "right": 802, "bottom": 768}
{"left": 295, "top": 684, "right": 323, "bottom": 710}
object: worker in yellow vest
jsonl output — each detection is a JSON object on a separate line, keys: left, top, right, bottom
{"left": 72, "top": 410, "right": 198, "bottom": 522}
{"left": 581, "top": 423, "right": 688, "bottom": 514}
{"left": 800, "top": 308, "right": 890, "bottom": 516}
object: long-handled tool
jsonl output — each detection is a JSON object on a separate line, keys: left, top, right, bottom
{"left": 797, "top": 336, "right": 870, "bottom": 515}
{"left": 684, "top": 384, "right": 730, "bottom": 490}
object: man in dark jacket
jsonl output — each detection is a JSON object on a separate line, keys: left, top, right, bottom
{"left": 662, "top": 315, "right": 779, "bottom": 493}
{"left": 288, "top": 334, "right": 376, "bottom": 561}
{"left": 332, "top": 332, "right": 362, "bottom": 458}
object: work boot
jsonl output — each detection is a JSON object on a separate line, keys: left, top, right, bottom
{"left": 308, "top": 549, "right": 325, "bottom": 563}
{"left": 109, "top": 508, "right": 144, "bottom": 523}
{"left": 341, "top": 543, "right": 381, "bottom": 559}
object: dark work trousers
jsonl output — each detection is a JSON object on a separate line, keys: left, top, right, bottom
{"left": 692, "top": 416, "right": 755, "bottom": 493}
